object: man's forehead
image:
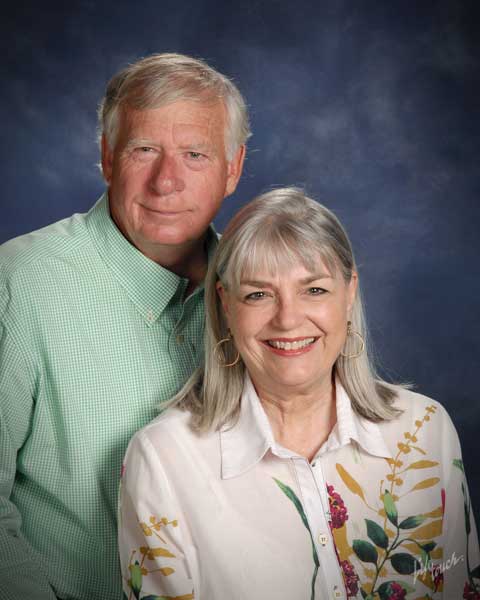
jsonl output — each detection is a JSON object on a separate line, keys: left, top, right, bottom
{"left": 121, "top": 99, "right": 226, "bottom": 131}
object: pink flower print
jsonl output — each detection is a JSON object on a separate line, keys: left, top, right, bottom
{"left": 385, "top": 581, "right": 407, "bottom": 600}
{"left": 433, "top": 569, "right": 444, "bottom": 592}
{"left": 464, "top": 581, "right": 480, "bottom": 599}
{"left": 340, "top": 559, "right": 359, "bottom": 597}
{"left": 327, "top": 484, "right": 349, "bottom": 529}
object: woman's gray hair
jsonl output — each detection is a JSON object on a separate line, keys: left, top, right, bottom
{"left": 175, "top": 187, "right": 402, "bottom": 433}
{"left": 97, "top": 52, "right": 251, "bottom": 162}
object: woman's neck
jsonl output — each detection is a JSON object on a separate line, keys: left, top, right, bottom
{"left": 257, "top": 379, "right": 337, "bottom": 462}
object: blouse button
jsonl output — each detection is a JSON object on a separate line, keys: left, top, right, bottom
{"left": 318, "top": 532, "right": 329, "bottom": 545}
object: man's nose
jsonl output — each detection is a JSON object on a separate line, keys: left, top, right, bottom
{"left": 149, "top": 154, "right": 185, "bottom": 195}
{"left": 271, "top": 296, "right": 304, "bottom": 330}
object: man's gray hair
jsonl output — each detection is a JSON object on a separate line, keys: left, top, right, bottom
{"left": 98, "top": 53, "right": 251, "bottom": 162}
{"left": 173, "top": 187, "right": 403, "bottom": 433}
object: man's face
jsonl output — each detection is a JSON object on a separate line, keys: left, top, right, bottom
{"left": 102, "top": 100, "right": 244, "bottom": 260}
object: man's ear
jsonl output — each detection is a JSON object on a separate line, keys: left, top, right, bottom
{"left": 101, "top": 134, "right": 114, "bottom": 184}
{"left": 224, "top": 144, "right": 246, "bottom": 197}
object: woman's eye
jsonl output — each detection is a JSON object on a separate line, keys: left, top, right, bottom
{"left": 244, "top": 291, "right": 266, "bottom": 301}
{"left": 308, "top": 287, "right": 326, "bottom": 295}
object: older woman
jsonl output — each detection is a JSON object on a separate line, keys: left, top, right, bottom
{"left": 119, "top": 188, "right": 479, "bottom": 600}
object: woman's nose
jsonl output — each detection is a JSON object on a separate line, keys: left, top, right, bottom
{"left": 271, "top": 297, "right": 304, "bottom": 330}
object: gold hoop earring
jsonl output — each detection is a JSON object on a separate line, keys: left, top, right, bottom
{"left": 213, "top": 331, "right": 241, "bottom": 367}
{"left": 340, "top": 321, "right": 365, "bottom": 359}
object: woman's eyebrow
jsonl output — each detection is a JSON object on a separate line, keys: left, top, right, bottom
{"left": 240, "top": 273, "right": 333, "bottom": 287}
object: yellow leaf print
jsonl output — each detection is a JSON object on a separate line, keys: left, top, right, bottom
{"left": 403, "top": 542, "right": 422, "bottom": 555}
{"left": 430, "top": 547, "right": 443, "bottom": 559}
{"left": 412, "top": 519, "right": 443, "bottom": 539}
{"left": 159, "top": 567, "right": 175, "bottom": 576}
{"left": 147, "top": 547, "right": 176, "bottom": 559}
{"left": 407, "top": 460, "right": 439, "bottom": 470}
{"left": 336, "top": 463, "right": 366, "bottom": 502}
{"left": 331, "top": 523, "right": 352, "bottom": 559}
{"left": 408, "top": 477, "right": 440, "bottom": 493}
{"left": 140, "top": 522, "right": 153, "bottom": 536}
{"left": 159, "top": 595, "right": 194, "bottom": 600}
{"left": 423, "top": 505, "right": 443, "bottom": 518}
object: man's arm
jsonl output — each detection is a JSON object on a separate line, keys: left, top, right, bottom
{"left": 0, "top": 307, "right": 57, "bottom": 600}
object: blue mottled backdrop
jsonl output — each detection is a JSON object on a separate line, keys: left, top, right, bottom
{"left": 2, "top": 0, "right": 479, "bottom": 522}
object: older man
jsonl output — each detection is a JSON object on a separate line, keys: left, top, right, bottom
{"left": 0, "top": 53, "right": 248, "bottom": 600}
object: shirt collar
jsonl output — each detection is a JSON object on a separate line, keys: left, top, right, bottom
{"left": 323, "top": 382, "right": 392, "bottom": 460}
{"left": 85, "top": 193, "right": 218, "bottom": 324}
{"left": 220, "top": 374, "right": 391, "bottom": 479}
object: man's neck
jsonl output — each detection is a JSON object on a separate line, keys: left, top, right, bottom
{"left": 144, "top": 236, "right": 209, "bottom": 294}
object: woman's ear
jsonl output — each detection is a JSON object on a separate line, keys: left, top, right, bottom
{"left": 216, "top": 281, "right": 230, "bottom": 318}
{"left": 347, "top": 271, "right": 358, "bottom": 314}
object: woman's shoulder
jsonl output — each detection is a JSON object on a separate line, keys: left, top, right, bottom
{"left": 134, "top": 407, "right": 196, "bottom": 446}
{"left": 378, "top": 384, "right": 461, "bottom": 454}
{"left": 125, "top": 406, "right": 218, "bottom": 464}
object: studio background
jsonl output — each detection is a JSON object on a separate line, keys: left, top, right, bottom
{"left": 2, "top": 0, "right": 479, "bottom": 523}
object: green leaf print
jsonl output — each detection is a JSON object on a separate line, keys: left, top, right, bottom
{"left": 390, "top": 552, "right": 421, "bottom": 575}
{"left": 365, "top": 519, "right": 389, "bottom": 549}
{"left": 470, "top": 565, "right": 480, "bottom": 579}
{"left": 453, "top": 458, "right": 465, "bottom": 473}
{"left": 398, "top": 515, "right": 426, "bottom": 529}
{"left": 274, "top": 478, "right": 319, "bottom": 600}
{"left": 382, "top": 490, "right": 398, "bottom": 527}
{"left": 130, "top": 561, "right": 143, "bottom": 599}
{"left": 274, "top": 478, "right": 311, "bottom": 534}
{"left": 421, "top": 541, "right": 436, "bottom": 553}
{"left": 353, "top": 539, "right": 378, "bottom": 564}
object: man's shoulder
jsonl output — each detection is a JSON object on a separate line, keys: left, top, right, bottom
{"left": 0, "top": 212, "right": 91, "bottom": 277}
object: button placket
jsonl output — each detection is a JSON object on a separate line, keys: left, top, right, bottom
{"left": 292, "top": 458, "right": 347, "bottom": 599}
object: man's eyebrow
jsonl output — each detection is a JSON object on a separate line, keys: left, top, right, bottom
{"left": 125, "top": 138, "right": 156, "bottom": 149}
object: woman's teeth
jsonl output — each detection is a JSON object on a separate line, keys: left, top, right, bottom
{"left": 267, "top": 338, "right": 315, "bottom": 350}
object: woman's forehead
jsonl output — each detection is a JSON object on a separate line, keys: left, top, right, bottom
{"left": 236, "top": 252, "right": 337, "bottom": 284}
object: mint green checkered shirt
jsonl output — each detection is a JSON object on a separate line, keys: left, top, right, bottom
{"left": 0, "top": 194, "right": 213, "bottom": 600}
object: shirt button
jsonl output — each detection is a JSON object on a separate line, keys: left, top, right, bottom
{"left": 318, "top": 533, "right": 329, "bottom": 546}
{"left": 176, "top": 334, "right": 184, "bottom": 344}
{"left": 146, "top": 310, "right": 154, "bottom": 322}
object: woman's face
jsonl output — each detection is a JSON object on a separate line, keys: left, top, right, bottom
{"left": 217, "top": 260, "right": 357, "bottom": 399}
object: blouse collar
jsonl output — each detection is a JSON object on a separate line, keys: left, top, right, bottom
{"left": 220, "top": 373, "right": 392, "bottom": 479}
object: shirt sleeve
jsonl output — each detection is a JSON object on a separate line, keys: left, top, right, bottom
{"left": 118, "top": 431, "right": 196, "bottom": 600}
{"left": 0, "top": 304, "right": 57, "bottom": 600}
{"left": 439, "top": 405, "right": 480, "bottom": 598}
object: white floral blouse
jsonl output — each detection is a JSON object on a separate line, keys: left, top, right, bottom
{"left": 118, "top": 376, "right": 480, "bottom": 600}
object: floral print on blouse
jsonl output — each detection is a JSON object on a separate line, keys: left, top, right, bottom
{"left": 119, "top": 376, "right": 480, "bottom": 600}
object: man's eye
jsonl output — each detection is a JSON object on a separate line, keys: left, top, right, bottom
{"left": 139, "top": 147, "right": 154, "bottom": 152}
{"left": 308, "top": 287, "right": 327, "bottom": 295}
